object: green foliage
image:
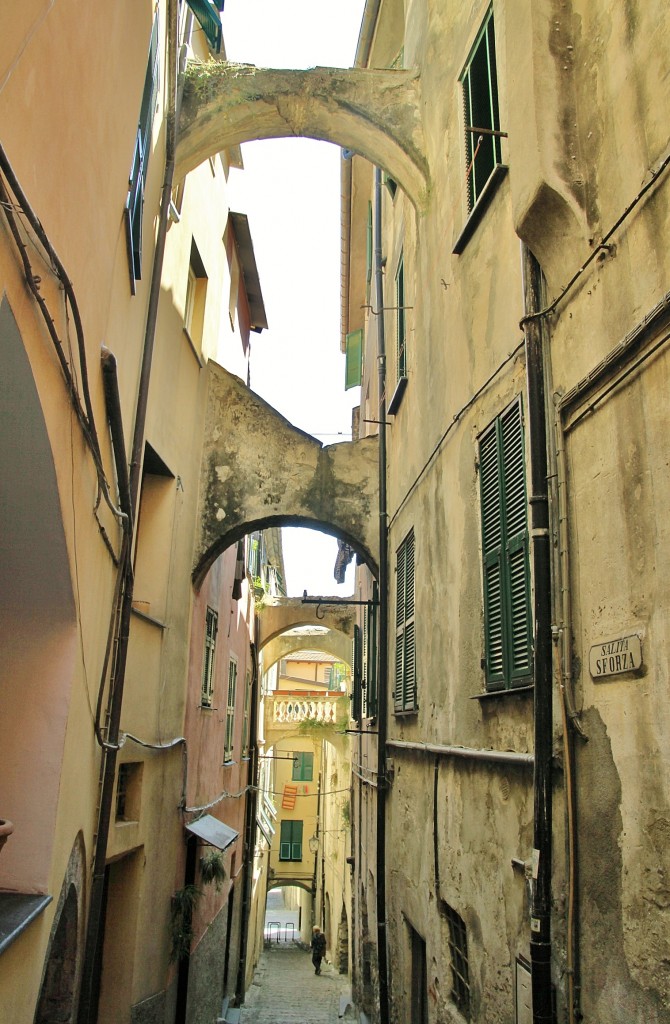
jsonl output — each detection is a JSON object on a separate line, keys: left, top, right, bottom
{"left": 200, "top": 849, "right": 226, "bottom": 892}
{"left": 169, "top": 884, "right": 201, "bottom": 963}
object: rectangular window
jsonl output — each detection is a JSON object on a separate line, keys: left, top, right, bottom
{"left": 345, "top": 329, "right": 363, "bottom": 390}
{"left": 351, "top": 623, "right": 363, "bottom": 724}
{"left": 479, "top": 398, "right": 532, "bottom": 690}
{"left": 444, "top": 903, "right": 471, "bottom": 1019}
{"left": 292, "top": 752, "right": 314, "bottom": 782}
{"left": 410, "top": 925, "right": 429, "bottom": 1024}
{"left": 224, "top": 658, "right": 237, "bottom": 762}
{"left": 115, "top": 762, "right": 143, "bottom": 822}
{"left": 366, "top": 200, "right": 373, "bottom": 302}
{"left": 461, "top": 7, "right": 501, "bottom": 211}
{"left": 241, "top": 669, "right": 252, "bottom": 758}
{"left": 186, "top": 0, "right": 222, "bottom": 52}
{"left": 394, "top": 529, "right": 416, "bottom": 714}
{"left": 184, "top": 240, "right": 207, "bottom": 348}
{"left": 125, "top": 15, "right": 160, "bottom": 290}
{"left": 396, "top": 253, "right": 406, "bottom": 380}
{"left": 279, "top": 819, "right": 303, "bottom": 861}
{"left": 201, "top": 607, "right": 218, "bottom": 707}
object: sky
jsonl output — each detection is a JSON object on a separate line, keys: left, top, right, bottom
{"left": 222, "top": 0, "right": 367, "bottom": 597}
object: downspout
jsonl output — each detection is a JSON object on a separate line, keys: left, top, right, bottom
{"left": 521, "top": 245, "right": 554, "bottom": 1024}
{"left": 374, "top": 165, "right": 391, "bottom": 1024}
{"left": 235, "top": 641, "right": 261, "bottom": 1004}
{"left": 77, "top": 3, "right": 179, "bottom": 1020}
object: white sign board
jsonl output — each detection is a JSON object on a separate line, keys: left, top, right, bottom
{"left": 589, "top": 633, "right": 642, "bottom": 680}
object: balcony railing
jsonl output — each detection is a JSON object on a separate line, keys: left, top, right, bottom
{"left": 269, "top": 697, "right": 339, "bottom": 726}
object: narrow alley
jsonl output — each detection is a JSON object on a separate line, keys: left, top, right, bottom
{"left": 237, "top": 890, "right": 355, "bottom": 1024}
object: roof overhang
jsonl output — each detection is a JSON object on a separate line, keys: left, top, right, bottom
{"left": 229, "top": 211, "right": 268, "bottom": 332}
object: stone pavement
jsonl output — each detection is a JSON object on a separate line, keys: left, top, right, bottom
{"left": 239, "top": 943, "right": 356, "bottom": 1024}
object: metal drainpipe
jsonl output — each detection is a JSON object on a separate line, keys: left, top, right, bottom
{"left": 235, "top": 641, "right": 261, "bottom": 1004}
{"left": 374, "top": 165, "right": 391, "bottom": 1024}
{"left": 77, "top": 5, "right": 179, "bottom": 1020}
{"left": 521, "top": 244, "right": 554, "bottom": 1024}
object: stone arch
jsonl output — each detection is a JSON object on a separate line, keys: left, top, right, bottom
{"left": 34, "top": 832, "right": 86, "bottom": 1024}
{"left": 193, "top": 362, "right": 379, "bottom": 587}
{"left": 262, "top": 628, "right": 352, "bottom": 672}
{"left": 178, "top": 63, "right": 429, "bottom": 208}
{"left": 258, "top": 598, "right": 355, "bottom": 652}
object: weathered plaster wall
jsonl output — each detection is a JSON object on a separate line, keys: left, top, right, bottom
{"left": 194, "top": 362, "right": 380, "bottom": 583}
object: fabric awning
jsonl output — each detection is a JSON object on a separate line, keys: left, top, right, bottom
{"left": 185, "top": 814, "right": 239, "bottom": 851}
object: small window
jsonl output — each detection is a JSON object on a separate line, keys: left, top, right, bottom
{"left": 125, "top": 15, "right": 160, "bottom": 291}
{"left": 116, "top": 762, "right": 143, "bottom": 822}
{"left": 201, "top": 607, "right": 218, "bottom": 707}
{"left": 241, "top": 669, "right": 252, "bottom": 758}
{"left": 362, "top": 585, "right": 378, "bottom": 719}
{"left": 394, "top": 529, "right": 416, "bottom": 714}
{"left": 479, "top": 398, "right": 532, "bottom": 690}
{"left": 224, "top": 658, "right": 238, "bottom": 762}
{"left": 292, "top": 751, "right": 314, "bottom": 782}
{"left": 444, "top": 903, "right": 471, "bottom": 1019}
{"left": 396, "top": 253, "right": 406, "bottom": 381}
{"left": 279, "top": 820, "right": 303, "bottom": 861}
{"left": 184, "top": 240, "right": 207, "bottom": 349}
{"left": 461, "top": 7, "right": 502, "bottom": 211}
{"left": 410, "top": 924, "right": 429, "bottom": 1024}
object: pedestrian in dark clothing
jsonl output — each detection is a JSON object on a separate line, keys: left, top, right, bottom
{"left": 310, "top": 926, "right": 326, "bottom": 974}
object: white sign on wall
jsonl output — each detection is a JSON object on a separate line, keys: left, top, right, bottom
{"left": 589, "top": 633, "right": 642, "bottom": 680}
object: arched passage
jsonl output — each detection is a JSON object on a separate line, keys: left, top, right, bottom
{"left": 262, "top": 628, "right": 353, "bottom": 672}
{"left": 258, "top": 598, "right": 355, "bottom": 652}
{"left": 193, "top": 362, "right": 379, "bottom": 587}
{"left": 177, "top": 63, "right": 429, "bottom": 208}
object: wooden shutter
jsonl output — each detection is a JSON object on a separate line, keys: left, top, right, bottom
{"left": 480, "top": 399, "right": 531, "bottom": 689}
{"left": 500, "top": 402, "right": 532, "bottom": 681}
{"left": 279, "top": 820, "right": 292, "bottom": 860}
{"left": 345, "top": 329, "right": 363, "bottom": 390}
{"left": 366, "top": 584, "right": 378, "bottom": 718}
{"left": 395, "top": 531, "right": 416, "bottom": 712}
{"left": 291, "top": 820, "right": 303, "bottom": 861}
{"left": 480, "top": 420, "right": 505, "bottom": 688}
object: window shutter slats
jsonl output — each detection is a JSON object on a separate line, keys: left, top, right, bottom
{"left": 395, "top": 530, "right": 416, "bottom": 713}
{"left": 480, "top": 398, "right": 532, "bottom": 689}
{"left": 352, "top": 625, "right": 362, "bottom": 723}
{"left": 394, "top": 632, "right": 404, "bottom": 712}
{"left": 345, "top": 329, "right": 363, "bottom": 390}
{"left": 404, "top": 620, "right": 416, "bottom": 709}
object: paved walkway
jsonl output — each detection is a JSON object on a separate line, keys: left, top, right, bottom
{"left": 239, "top": 943, "right": 355, "bottom": 1023}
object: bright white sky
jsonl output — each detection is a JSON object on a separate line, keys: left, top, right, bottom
{"left": 222, "top": 0, "right": 367, "bottom": 597}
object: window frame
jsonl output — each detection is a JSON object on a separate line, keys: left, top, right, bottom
{"left": 460, "top": 6, "right": 502, "bottom": 212}
{"left": 224, "top": 656, "right": 238, "bottom": 762}
{"left": 478, "top": 397, "right": 533, "bottom": 691}
{"left": 444, "top": 903, "right": 471, "bottom": 1019}
{"left": 396, "top": 252, "right": 406, "bottom": 381}
{"left": 394, "top": 529, "right": 417, "bottom": 715}
{"left": 241, "top": 669, "right": 252, "bottom": 758}
{"left": 201, "top": 606, "right": 218, "bottom": 708}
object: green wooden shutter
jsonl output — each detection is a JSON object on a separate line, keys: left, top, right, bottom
{"left": 279, "top": 820, "right": 292, "bottom": 860}
{"left": 345, "top": 329, "right": 363, "bottom": 390}
{"left": 480, "top": 421, "right": 505, "bottom": 688}
{"left": 366, "top": 584, "right": 378, "bottom": 718}
{"left": 480, "top": 399, "right": 531, "bottom": 690}
{"left": 394, "top": 531, "right": 416, "bottom": 712}
{"left": 396, "top": 255, "right": 406, "bottom": 379}
{"left": 291, "top": 820, "right": 303, "bottom": 861}
{"left": 361, "top": 613, "right": 369, "bottom": 719}
{"left": 187, "top": 0, "right": 222, "bottom": 51}
{"left": 500, "top": 402, "right": 532, "bottom": 681}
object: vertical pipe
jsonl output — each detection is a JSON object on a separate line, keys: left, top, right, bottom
{"left": 521, "top": 245, "right": 554, "bottom": 1024}
{"left": 374, "top": 166, "right": 390, "bottom": 1024}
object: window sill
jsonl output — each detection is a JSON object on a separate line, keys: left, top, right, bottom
{"left": 198, "top": 703, "right": 218, "bottom": 711}
{"left": 222, "top": 758, "right": 236, "bottom": 768}
{"left": 452, "top": 164, "right": 508, "bottom": 255}
{"left": 393, "top": 707, "right": 418, "bottom": 718}
{"left": 470, "top": 684, "right": 534, "bottom": 701}
{"left": 182, "top": 327, "right": 204, "bottom": 368}
{"left": 0, "top": 893, "right": 52, "bottom": 956}
{"left": 387, "top": 375, "right": 408, "bottom": 416}
{"left": 131, "top": 606, "right": 167, "bottom": 630}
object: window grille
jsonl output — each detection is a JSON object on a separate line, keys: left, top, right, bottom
{"left": 444, "top": 903, "right": 471, "bottom": 1018}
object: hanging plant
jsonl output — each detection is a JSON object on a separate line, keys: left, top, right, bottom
{"left": 200, "top": 849, "right": 227, "bottom": 892}
{"left": 169, "top": 884, "right": 201, "bottom": 963}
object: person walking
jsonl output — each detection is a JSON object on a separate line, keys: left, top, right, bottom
{"left": 310, "top": 925, "right": 327, "bottom": 975}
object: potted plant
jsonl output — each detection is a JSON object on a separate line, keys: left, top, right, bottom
{"left": 199, "top": 849, "right": 226, "bottom": 892}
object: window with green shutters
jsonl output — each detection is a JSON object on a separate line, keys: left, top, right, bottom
{"left": 351, "top": 624, "right": 363, "bottom": 724}
{"left": 366, "top": 201, "right": 373, "bottom": 302}
{"left": 394, "top": 530, "right": 417, "bottom": 713}
{"left": 479, "top": 398, "right": 532, "bottom": 690}
{"left": 460, "top": 7, "right": 501, "bottom": 211}
{"left": 362, "top": 585, "right": 378, "bottom": 719}
{"left": 279, "top": 820, "right": 303, "bottom": 861}
{"left": 201, "top": 607, "right": 217, "bottom": 707}
{"left": 125, "top": 15, "right": 160, "bottom": 290}
{"left": 292, "top": 751, "right": 313, "bottom": 782}
{"left": 345, "top": 329, "right": 363, "bottom": 390}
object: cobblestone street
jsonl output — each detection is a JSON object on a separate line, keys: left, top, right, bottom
{"left": 239, "top": 944, "right": 355, "bottom": 1024}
